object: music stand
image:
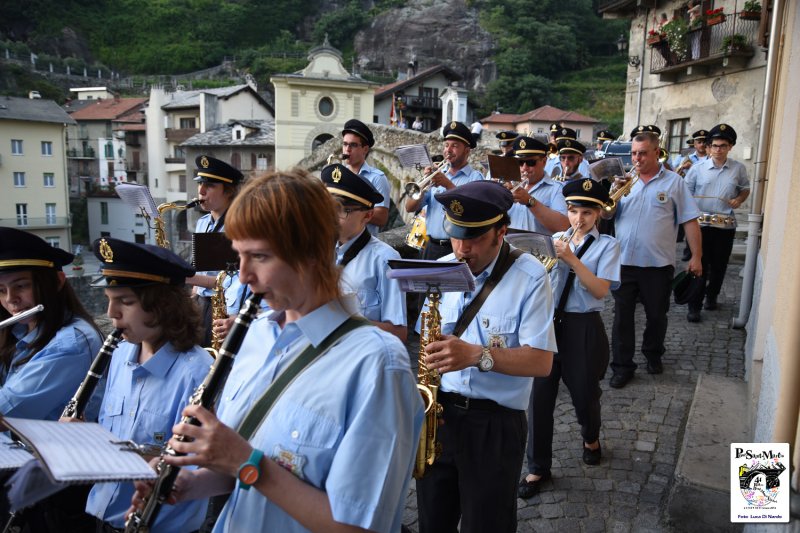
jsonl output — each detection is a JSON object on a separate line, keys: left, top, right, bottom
{"left": 395, "top": 144, "right": 433, "bottom": 172}
{"left": 387, "top": 259, "right": 475, "bottom": 293}
{"left": 192, "top": 233, "right": 239, "bottom": 273}
{"left": 115, "top": 183, "right": 159, "bottom": 220}
{"left": 488, "top": 154, "right": 521, "bottom": 183}
{"left": 505, "top": 230, "right": 556, "bottom": 262}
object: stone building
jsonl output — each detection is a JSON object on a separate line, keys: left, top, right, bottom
{"left": 481, "top": 105, "right": 600, "bottom": 144}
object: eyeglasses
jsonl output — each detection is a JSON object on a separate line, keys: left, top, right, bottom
{"left": 631, "top": 150, "right": 654, "bottom": 157}
{"left": 342, "top": 142, "right": 364, "bottom": 149}
{"left": 559, "top": 155, "right": 578, "bottom": 161}
{"left": 710, "top": 143, "right": 730, "bottom": 150}
{"left": 336, "top": 204, "right": 370, "bottom": 218}
{"left": 518, "top": 159, "right": 540, "bottom": 167}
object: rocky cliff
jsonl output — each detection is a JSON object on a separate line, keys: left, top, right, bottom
{"left": 353, "top": 0, "right": 496, "bottom": 91}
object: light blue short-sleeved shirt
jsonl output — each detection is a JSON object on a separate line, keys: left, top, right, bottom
{"left": 420, "top": 165, "right": 484, "bottom": 239}
{"left": 354, "top": 161, "right": 391, "bottom": 235}
{"left": 418, "top": 249, "right": 557, "bottom": 410}
{"left": 213, "top": 300, "right": 423, "bottom": 533}
{"left": 0, "top": 318, "right": 102, "bottom": 421}
{"left": 508, "top": 177, "right": 568, "bottom": 235}
{"left": 337, "top": 233, "right": 406, "bottom": 327}
{"left": 685, "top": 157, "right": 750, "bottom": 220}
{"left": 194, "top": 214, "right": 245, "bottom": 305}
{"left": 86, "top": 341, "right": 213, "bottom": 531}
{"left": 614, "top": 166, "right": 702, "bottom": 267}
{"left": 549, "top": 228, "right": 621, "bottom": 313}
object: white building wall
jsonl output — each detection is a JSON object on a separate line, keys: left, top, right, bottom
{"left": 87, "top": 196, "right": 150, "bottom": 244}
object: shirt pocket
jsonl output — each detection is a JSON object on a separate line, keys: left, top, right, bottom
{"left": 476, "top": 311, "right": 518, "bottom": 348}
{"left": 357, "top": 288, "right": 381, "bottom": 315}
{"left": 135, "top": 408, "right": 173, "bottom": 447}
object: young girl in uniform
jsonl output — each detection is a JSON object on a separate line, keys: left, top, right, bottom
{"left": 520, "top": 178, "right": 621, "bottom": 498}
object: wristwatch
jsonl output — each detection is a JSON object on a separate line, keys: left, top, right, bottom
{"left": 237, "top": 448, "right": 264, "bottom": 490}
{"left": 527, "top": 196, "right": 537, "bottom": 208}
{"left": 477, "top": 347, "right": 494, "bottom": 372}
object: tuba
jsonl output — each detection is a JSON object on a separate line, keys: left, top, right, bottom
{"left": 154, "top": 198, "right": 199, "bottom": 248}
{"left": 413, "top": 288, "right": 443, "bottom": 479}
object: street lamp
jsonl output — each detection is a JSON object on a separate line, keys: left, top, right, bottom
{"left": 616, "top": 34, "right": 628, "bottom": 55}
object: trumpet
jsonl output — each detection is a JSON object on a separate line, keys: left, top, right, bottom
{"left": 404, "top": 161, "right": 451, "bottom": 201}
{"left": 510, "top": 178, "right": 529, "bottom": 192}
{"left": 540, "top": 224, "right": 580, "bottom": 272}
{"left": 326, "top": 153, "right": 349, "bottom": 165}
{"left": 603, "top": 169, "right": 640, "bottom": 213}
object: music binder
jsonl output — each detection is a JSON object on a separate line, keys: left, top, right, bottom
{"left": 191, "top": 232, "right": 239, "bottom": 272}
{"left": 386, "top": 259, "right": 475, "bottom": 293}
{"left": 0, "top": 433, "right": 34, "bottom": 471}
{"left": 487, "top": 154, "right": 521, "bottom": 183}
{"left": 1, "top": 417, "right": 157, "bottom": 484}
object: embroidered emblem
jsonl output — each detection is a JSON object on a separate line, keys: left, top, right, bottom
{"left": 153, "top": 432, "right": 165, "bottom": 445}
{"left": 720, "top": 124, "right": 727, "bottom": 131}
{"left": 99, "top": 239, "right": 114, "bottom": 263}
{"left": 273, "top": 444, "right": 307, "bottom": 479}
{"left": 200, "top": 155, "right": 210, "bottom": 168}
{"left": 482, "top": 317, "right": 490, "bottom": 328}
{"left": 489, "top": 334, "right": 507, "bottom": 348}
{"left": 450, "top": 200, "right": 464, "bottom": 216}
{"left": 561, "top": 128, "right": 568, "bottom": 136}
{"left": 637, "top": 126, "right": 644, "bottom": 132}
{"left": 519, "top": 139, "right": 526, "bottom": 149}
{"left": 565, "top": 140, "right": 572, "bottom": 147}
{"left": 656, "top": 191, "right": 668, "bottom": 203}
{"left": 332, "top": 166, "right": 342, "bottom": 183}
{"left": 450, "top": 121, "right": 457, "bottom": 130}
{"left": 500, "top": 132, "right": 507, "bottom": 139}
{"left": 582, "top": 179, "right": 593, "bottom": 191}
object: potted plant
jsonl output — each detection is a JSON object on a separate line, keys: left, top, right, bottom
{"left": 662, "top": 18, "right": 690, "bottom": 62}
{"left": 647, "top": 29, "right": 665, "bottom": 45}
{"left": 740, "top": 0, "right": 761, "bottom": 20}
{"left": 706, "top": 7, "right": 726, "bottom": 26}
{"left": 721, "top": 34, "right": 749, "bottom": 53}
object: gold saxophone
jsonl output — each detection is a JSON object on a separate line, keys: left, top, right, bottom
{"left": 154, "top": 198, "right": 199, "bottom": 248}
{"left": 413, "top": 289, "right": 443, "bottom": 479}
{"left": 209, "top": 270, "right": 229, "bottom": 353}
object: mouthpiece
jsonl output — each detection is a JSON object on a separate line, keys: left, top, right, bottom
{"left": 341, "top": 154, "right": 349, "bottom": 160}
{"left": 185, "top": 199, "right": 200, "bottom": 209}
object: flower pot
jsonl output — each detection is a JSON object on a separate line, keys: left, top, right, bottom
{"left": 706, "top": 14, "right": 726, "bottom": 26}
{"left": 647, "top": 35, "right": 663, "bottom": 45}
{"left": 740, "top": 10, "right": 761, "bottom": 21}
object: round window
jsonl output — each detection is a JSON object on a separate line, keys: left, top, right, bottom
{"left": 318, "top": 97, "right": 334, "bottom": 116}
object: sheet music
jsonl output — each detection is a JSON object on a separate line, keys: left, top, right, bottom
{"left": 394, "top": 144, "right": 432, "bottom": 169}
{"left": 116, "top": 183, "right": 159, "bottom": 218}
{"left": 505, "top": 231, "right": 556, "bottom": 259}
{"left": 2, "top": 418, "right": 157, "bottom": 484}
{"left": 487, "top": 154, "right": 521, "bottom": 183}
{"left": 589, "top": 158, "right": 625, "bottom": 182}
{"left": 387, "top": 259, "right": 475, "bottom": 293}
{"left": 0, "top": 433, "right": 34, "bottom": 471}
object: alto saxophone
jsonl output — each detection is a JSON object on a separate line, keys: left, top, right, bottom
{"left": 413, "top": 289, "right": 443, "bottom": 479}
{"left": 209, "top": 270, "right": 229, "bottom": 353}
{"left": 154, "top": 198, "right": 199, "bottom": 248}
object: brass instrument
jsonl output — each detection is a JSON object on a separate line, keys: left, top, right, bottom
{"left": 413, "top": 288, "right": 443, "bottom": 479}
{"left": 547, "top": 142, "right": 558, "bottom": 158}
{"left": 326, "top": 153, "right": 349, "bottom": 165}
{"left": 405, "top": 214, "right": 429, "bottom": 250}
{"left": 154, "top": 198, "right": 200, "bottom": 248}
{"left": 677, "top": 158, "right": 693, "bottom": 177}
{"left": 539, "top": 225, "right": 579, "bottom": 272}
{"left": 404, "top": 161, "right": 450, "bottom": 201}
{"left": 209, "top": 270, "right": 229, "bottom": 353}
{"left": 603, "top": 169, "right": 640, "bottom": 213}
{"left": 510, "top": 178, "right": 529, "bottom": 193}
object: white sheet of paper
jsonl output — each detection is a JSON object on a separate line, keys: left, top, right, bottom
{"left": 0, "top": 433, "right": 35, "bottom": 471}
{"left": 116, "top": 183, "right": 159, "bottom": 218}
{"left": 387, "top": 260, "right": 475, "bottom": 293}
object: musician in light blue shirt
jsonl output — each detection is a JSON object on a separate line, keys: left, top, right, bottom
{"left": 683, "top": 123, "right": 750, "bottom": 318}
{"left": 506, "top": 136, "right": 569, "bottom": 235}
{"left": 405, "top": 121, "right": 484, "bottom": 260}
{"left": 130, "top": 170, "right": 422, "bottom": 533}
{"left": 545, "top": 127, "right": 591, "bottom": 180}
{"left": 415, "top": 180, "right": 555, "bottom": 533}
{"left": 323, "top": 163, "right": 407, "bottom": 341}
{"left": 341, "top": 119, "right": 391, "bottom": 234}
{"left": 85, "top": 237, "right": 213, "bottom": 532}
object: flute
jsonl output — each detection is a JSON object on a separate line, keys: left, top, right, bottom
{"left": 0, "top": 305, "right": 44, "bottom": 330}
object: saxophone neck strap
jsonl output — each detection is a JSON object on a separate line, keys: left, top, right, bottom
{"left": 338, "top": 228, "right": 371, "bottom": 267}
{"left": 236, "top": 316, "right": 368, "bottom": 440}
{"left": 451, "top": 241, "right": 523, "bottom": 338}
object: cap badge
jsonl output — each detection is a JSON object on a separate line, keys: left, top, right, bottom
{"left": 332, "top": 167, "right": 342, "bottom": 183}
{"left": 637, "top": 126, "right": 644, "bottom": 132}
{"left": 720, "top": 124, "right": 727, "bottom": 130}
{"left": 565, "top": 140, "right": 572, "bottom": 147}
{"left": 582, "top": 180, "right": 593, "bottom": 191}
{"left": 450, "top": 200, "right": 464, "bottom": 216}
{"left": 519, "top": 139, "right": 526, "bottom": 149}
{"left": 200, "top": 156, "right": 210, "bottom": 168}
{"left": 99, "top": 239, "right": 114, "bottom": 263}
{"left": 450, "top": 121, "right": 457, "bottom": 130}
{"left": 561, "top": 128, "right": 568, "bottom": 135}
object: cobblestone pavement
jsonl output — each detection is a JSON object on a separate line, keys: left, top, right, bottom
{"left": 401, "top": 253, "right": 747, "bottom": 532}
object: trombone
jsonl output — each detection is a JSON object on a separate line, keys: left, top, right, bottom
{"left": 404, "top": 160, "right": 451, "bottom": 201}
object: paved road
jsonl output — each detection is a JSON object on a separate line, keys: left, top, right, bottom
{"left": 401, "top": 253, "right": 746, "bottom": 532}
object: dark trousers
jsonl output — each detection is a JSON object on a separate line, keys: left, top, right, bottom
{"left": 2, "top": 486, "right": 95, "bottom": 533}
{"left": 688, "top": 226, "right": 735, "bottom": 310}
{"left": 611, "top": 265, "right": 674, "bottom": 375}
{"left": 416, "top": 394, "right": 527, "bottom": 533}
{"left": 527, "top": 312, "right": 609, "bottom": 475}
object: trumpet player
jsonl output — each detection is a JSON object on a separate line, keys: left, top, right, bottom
{"left": 506, "top": 136, "right": 569, "bottom": 235}
{"left": 546, "top": 127, "right": 591, "bottom": 180}
{"left": 416, "top": 181, "right": 555, "bottom": 533}
{"left": 404, "top": 121, "right": 484, "bottom": 261}
{"left": 520, "top": 178, "right": 620, "bottom": 499}
{"left": 341, "top": 119, "right": 390, "bottom": 233}
{"left": 602, "top": 129, "right": 702, "bottom": 389}
{"left": 677, "top": 129, "right": 709, "bottom": 260}
{"left": 186, "top": 155, "right": 247, "bottom": 346}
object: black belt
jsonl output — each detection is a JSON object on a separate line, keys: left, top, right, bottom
{"left": 428, "top": 238, "right": 452, "bottom": 247}
{"left": 439, "top": 391, "right": 519, "bottom": 413}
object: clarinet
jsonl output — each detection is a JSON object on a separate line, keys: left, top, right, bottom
{"left": 124, "top": 292, "right": 263, "bottom": 533}
{"left": 62, "top": 328, "right": 123, "bottom": 419}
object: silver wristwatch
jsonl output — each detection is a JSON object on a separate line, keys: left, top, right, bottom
{"left": 477, "top": 347, "right": 494, "bottom": 372}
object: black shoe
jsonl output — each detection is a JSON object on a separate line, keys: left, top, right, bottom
{"left": 609, "top": 372, "right": 633, "bottom": 389}
{"left": 646, "top": 360, "right": 663, "bottom": 374}
{"left": 681, "top": 248, "right": 692, "bottom": 261}
{"left": 704, "top": 296, "right": 717, "bottom": 310}
{"left": 583, "top": 444, "right": 602, "bottom": 465}
{"left": 687, "top": 309, "right": 702, "bottom": 322}
{"left": 518, "top": 471, "right": 551, "bottom": 499}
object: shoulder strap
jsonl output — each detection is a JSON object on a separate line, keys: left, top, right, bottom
{"left": 338, "top": 228, "right": 372, "bottom": 267}
{"left": 452, "top": 241, "right": 523, "bottom": 338}
{"left": 236, "top": 316, "right": 367, "bottom": 440}
{"left": 554, "top": 235, "right": 596, "bottom": 320}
